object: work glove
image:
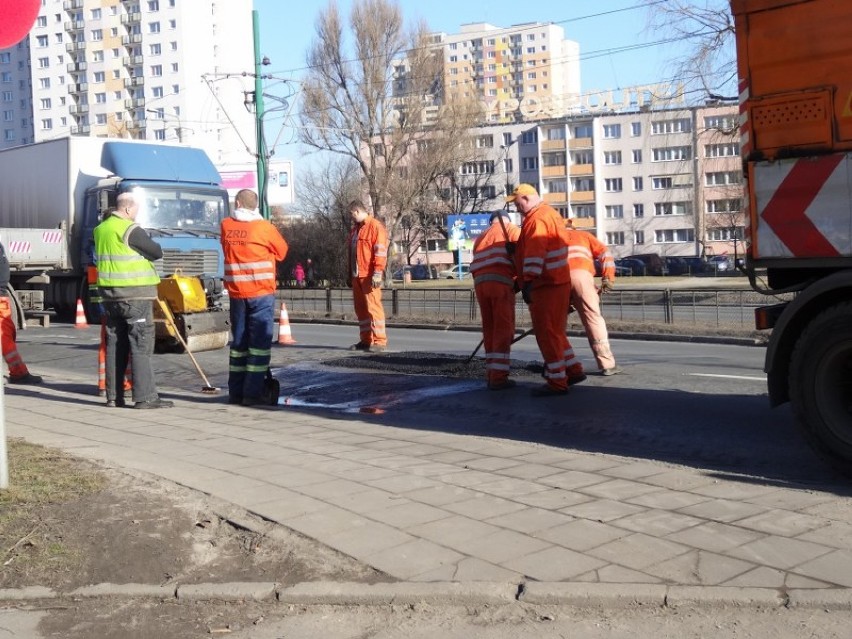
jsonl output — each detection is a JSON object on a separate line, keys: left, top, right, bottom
{"left": 601, "top": 277, "right": 614, "bottom": 294}
{"left": 371, "top": 272, "right": 383, "bottom": 288}
{"left": 505, "top": 241, "right": 516, "bottom": 257}
{"left": 521, "top": 281, "right": 533, "bottom": 305}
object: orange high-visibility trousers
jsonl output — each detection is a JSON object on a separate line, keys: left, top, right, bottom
{"left": 570, "top": 269, "right": 616, "bottom": 371}
{"left": 528, "top": 282, "right": 583, "bottom": 391}
{"left": 0, "top": 297, "right": 29, "bottom": 378}
{"left": 475, "top": 281, "right": 515, "bottom": 386}
{"left": 352, "top": 277, "right": 387, "bottom": 346}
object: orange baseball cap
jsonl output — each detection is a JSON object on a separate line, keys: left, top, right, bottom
{"left": 505, "top": 183, "right": 539, "bottom": 203}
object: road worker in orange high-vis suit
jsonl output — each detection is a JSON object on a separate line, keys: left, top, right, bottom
{"left": 347, "top": 200, "right": 388, "bottom": 353}
{"left": 0, "top": 242, "right": 41, "bottom": 385}
{"left": 508, "top": 184, "right": 585, "bottom": 397}
{"left": 565, "top": 222, "right": 622, "bottom": 376}
{"left": 470, "top": 211, "right": 520, "bottom": 390}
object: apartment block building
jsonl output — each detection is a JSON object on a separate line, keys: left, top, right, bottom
{"left": 0, "top": 0, "right": 255, "bottom": 166}
{"left": 402, "top": 103, "right": 743, "bottom": 268}
{"left": 424, "top": 22, "right": 581, "bottom": 124}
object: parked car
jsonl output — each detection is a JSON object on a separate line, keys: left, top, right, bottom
{"left": 663, "top": 256, "right": 689, "bottom": 276}
{"left": 682, "top": 256, "right": 712, "bottom": 275}
{"left": 615, "top": 258, "right": 646, "bottom": 276}
{"left": 391, "top": 264, "right": 438, "bottom": 281}
{"left": 625, "top": 253, "right": 667, "bottom": 276}
{"left": 438, "top": 264, "right": 471, "bottom": 279}
{"left": 707, "top": 255, "right": 732, "bottom": 272}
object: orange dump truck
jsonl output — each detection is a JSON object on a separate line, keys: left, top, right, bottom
{"left": 732, "top": 0, "right": 852, "bottom": 471}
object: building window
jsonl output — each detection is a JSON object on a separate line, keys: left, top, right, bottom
{"left": 652, "top": 176, "right": 674, "bottom": 190}
{"left": 632, "top": 149, "right": 642, "bottom": 163}
{"left": 521, "top": 157, "right": 539, "bottom": 170}
{"left": 654, "top": 201, "right": 692, "bottom": 216}
{"left": 94, "top": 71, "right": 105, "bottom": 82}
{"left": 151, "top": 65, "right": 163, "bottom": 76}
{"left": 37, "top": 57, "right": 49, "bottom": 68}
{"left": 633, "top": 203, "right": 644, "bottom": 218}
{"left": 91, "top": 29, "right": 103, "bottom": 41}
{"left": 605, "top": 205, "right": 624, "bottom": 219}
{"left": 36, "top": 35, "right": 49, "bottom": 47}
{"left": 604, "top": 178, "right": 623, "bottom": 192}
{"left": 574, "top": 124, "right": 592, "bottom": 138}
{"left": 149, "top": 22, "right": 161, "bottom": 34}
{"left": 150, "top": 43, "right": 161, "bottom": 56}
{"left": 655, "top": 228, "right": 695, "bottom": 243}
{"left": 502, "top": 132, "right": 512, "bottom": 146}
{"left": 634, "top": 230, "right": 645, "bottom": 244}
{"left": 41, "top": 118, "right": 53, "bottom": 130}
{"left": 705, "top": 171, "right": 742, "bottom": 186}
{"left": 148, "top": 0, "right": 160, "bottom": 10}
{"left": 91, "top": 8, "right": 102, "bottom": 19}
{"left": 652, "top": 146, "right": 691, "bottom": 162}
{"left": 604, "top": 151, "right": 622, "bottom": 165}
{"left": 93, "top": 50, "right": 104, "bottom": 62}
{"left": 96, "top": 113, "right": 107, "bottom": 125}
{"left": 95, "top": 92, "right": 106, "bottom": 103}
{"left": 546, "top": 127, "right": 565, "bottom": 140}
{"left": 631, "top": 122, "right": 641, "bottom": 136}
{"left": 575, "top": 205, "right": 595, "bottom": 218}
{"left": 705, "top": 143, "right": 740, "bottom": 158}
{"left": 606, "top": 231, "right": 625, "bottom": 246}
{"left": 39, "top": 98, "right": 51, "bottom": 109}
{"left": 704, "top": 115, "right": 736, "bottom": 130}
{"left": 154, "top": 129, "right": 166, "bottom": 140}
{"left": 651, "top": 118, "right": 692, "bottom": 134}
{"left": 503, "top": 158, "right": 513, "bottom": 172}
{"left": 632, "top": 177, "right": 643, "bottom": 191}
{"left": 521, "top": 130, "right": 538, "bottom": 144}
{"left": 707, "top": 226, "right": 745, "bottom": 241}
{"left": 152, "top": 86, "right": 164, "bottom": 98}
{"left": 706, "top": 198, "right": 742, "bottom": 213}
{"left": 603, "top": 123, "right": 621, "bottom": 139}
{"left": 476, "top": 135, "right": 493, "bottom": 148}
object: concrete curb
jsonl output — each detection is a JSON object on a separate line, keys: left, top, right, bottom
{"left": 2, "top": 582, "right": 849, "bottom": 610}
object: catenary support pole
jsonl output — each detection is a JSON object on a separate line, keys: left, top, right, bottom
{"left": 253, "top": 10, "right": 269, "bottom": 220}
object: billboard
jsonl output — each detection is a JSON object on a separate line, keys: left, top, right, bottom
{"left": 218, "top": 160, "right": 293, "bottom": 206}
{"left": 447, "top": 213, "right": 492, "bottom": 251}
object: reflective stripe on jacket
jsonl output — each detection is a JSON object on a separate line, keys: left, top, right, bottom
{"left": 348, "top": 215, "right": 388, "bottom": 279}
{"left": 566, "top": 228, "right": 615, "bottom": 280}
{"left": 515, "top": 203, "right": 571, "bottom": 288}
{"left": 470, "top": 221, "right": 520, "bottom": 288}
{"left": 221, "top": 217, "right": 289, "bottom": 299}
{"left": 94, "top": 215, "right": 160, "bottom": 293}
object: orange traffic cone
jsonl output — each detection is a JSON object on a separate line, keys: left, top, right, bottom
{"left": 74, "top": 298, "right": 88, "bottom": 328}
{"left": 277, "top": 303, "right": 296, "bottom": 345}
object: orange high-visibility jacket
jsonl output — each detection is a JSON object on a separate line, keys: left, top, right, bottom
{"left": 470, "top": 221, "right": 520, "bottom": 287}
{"left": 565, "top": 228, "right": 615, "bottom": 280}
{"left": 515, "top": 202, "right": 571, "bottom": 288}
{"left": 221, "top": 217, "right": 289, "bottom": 299}
{"left": 348, "top": 215, "right": 388, "bottom": 280}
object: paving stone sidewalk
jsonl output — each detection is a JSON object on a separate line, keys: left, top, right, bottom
{"left": 5, "top": 375, "right": 852, "bottom": 603}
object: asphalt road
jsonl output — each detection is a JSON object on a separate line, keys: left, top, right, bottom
{"left": 14, "top": 320, "right": 832, "bottom": 486}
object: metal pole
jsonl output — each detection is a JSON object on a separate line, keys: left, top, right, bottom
{"left": 0, "top": 321, "right": 7, "bottom": 489}
{"left": 252, "top": 10, "right": 269, "bottom": 220}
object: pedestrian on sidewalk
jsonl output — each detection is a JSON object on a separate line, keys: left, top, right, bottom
{"left": 565, "top": 221, "right": 622, "bottom": 376}
{"left": 0, "top": 241, "right": 42, "bottom": 385}
{"left": 347, "top": 200, "right": 388, "bottom": 353}
{"left": 221, "top": 189, "right": 289, "bottom": 406}
{"left": 94, "top": 192, "right": 171, "bottom": 409}
{"left": 508, "top": 184, "right": 584, "bottom": 397}
{"left": 470, "top": 211, "right": 520, "bottom": 390}
{"left": 293, "top": 262, "right": 305, "bottom": 288}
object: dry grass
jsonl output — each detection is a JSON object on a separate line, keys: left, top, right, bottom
{"left": 0, "top": 439, "right": 105, "bottom": 576}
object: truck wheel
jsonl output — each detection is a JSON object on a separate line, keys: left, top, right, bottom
{"left": 789, "top": 302, "right": 852, "bottom": 473}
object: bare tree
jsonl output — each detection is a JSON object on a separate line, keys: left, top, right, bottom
{"left": 299, "top": 0, "right": 481, "bottom": 262}
{"left": 280, "top": 158, "right": 362, "bottom": 286}
{"left": 641, "top": 0, "right": 737, "bottom": 102}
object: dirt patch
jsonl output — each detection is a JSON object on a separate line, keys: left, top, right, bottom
{"left": 0, "top": 439, "right": 387, "bottom": 592}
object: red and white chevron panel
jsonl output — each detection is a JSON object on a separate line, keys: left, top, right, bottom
{"left": 6, "top": 241, "right": 32, "bottom": 254}
{"left": 41, "top": 231, "right": 63, "bottom": 243}
{"left": 752, "top": 153, "right": 852, "bottom": 259}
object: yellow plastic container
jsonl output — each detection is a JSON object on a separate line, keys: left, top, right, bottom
{"left": 157, "top": 274, "right": 207, "bottom": 314}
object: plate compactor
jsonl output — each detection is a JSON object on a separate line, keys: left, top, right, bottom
{"left": 154, "top": 273, "right": 230, "bottom": 353}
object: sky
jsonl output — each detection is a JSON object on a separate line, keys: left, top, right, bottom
{"left": 249, "top": 0, "right": 701, "bottom": 160}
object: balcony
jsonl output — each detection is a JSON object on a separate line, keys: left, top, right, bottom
{"left": 568, "top": 137, "right": 593, "bottom": 149}
{"left": 121, "top": 34, "right": 143, "bottom": 46}
{"left": 569, "top": 163, "right": 594, "bottom": 176}
{"left": 124, "top": 98, "right": 146, "bottom": 109}
{"left": 123, "top": 77, "right": 145, "bottom": 88}
{"left": 569, "top": 190, "right": 595, "bottom": 203}
{"left": 66, "top": 61, "right": 87, "bottom": 73}
{"left": 68, "top": 82, "right": 89, "bottom": 94}
{"left": 122, "top": 55, "right": 144, "bottom": 67}
{"left": 121, "top": 12, "right": 142, "bottom": 26}
{"left": 63, "top": 0, "right": 84, "bottom": 10}
{"left": 543, "top": 192, "right": 568, "bottom": 205}
{"left": 69, "top": 104, "right": 89, "bottom": 115}
{"left": 65, "top": 42, "right": 86, "bottom": 53}
{"left": 63, "top": 20, "right": 84, "bottom": 32}
{"left": 541, "top": 138, "right": 566, "bottom": 150}
{"left": 541, "top": 165, "right": 567, "bottom": 178}
{"left": 70, "top": 124, "right": 91, "bottom": 135}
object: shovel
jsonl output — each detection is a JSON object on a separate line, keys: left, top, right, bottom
{"left": 466, "top": 327, "right": 534, "bottom": 364}
{"left": 156, "top": 299, "right": 219, "bottom": 394}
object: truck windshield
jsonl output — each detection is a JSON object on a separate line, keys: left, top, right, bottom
{"left": 131, "top": 187, "right": 228, "bottom": 233}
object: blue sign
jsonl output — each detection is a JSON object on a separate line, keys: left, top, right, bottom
{"left": 447, "top": 213, "right": 492, "bottom": 250}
